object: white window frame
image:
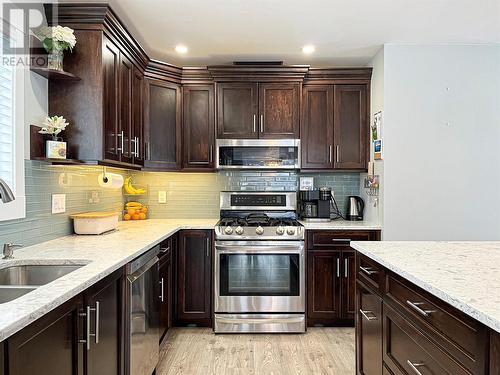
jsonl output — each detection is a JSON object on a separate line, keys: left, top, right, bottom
{"left": 0, "top": 11, "right": 26, "bottom": 221}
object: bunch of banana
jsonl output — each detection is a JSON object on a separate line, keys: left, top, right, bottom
{"left": 124, "top": 177, "right": 146, "bottom": 195}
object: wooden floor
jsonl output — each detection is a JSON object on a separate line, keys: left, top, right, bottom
{"left": 157, "top": 327, "right": 355, "bottom": 375}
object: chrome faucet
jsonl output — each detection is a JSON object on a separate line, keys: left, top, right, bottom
{"left": 0, "top": 179, "right": 15, "bottom": 203}
{"left": 3, "top": 243, "right": 23, "bottom": 259}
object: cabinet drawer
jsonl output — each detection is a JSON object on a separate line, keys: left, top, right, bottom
{"left": 356, "top": 254, "right": 383, "bottom": 293}
{"left": 308, "top": 230, "right": 377, "bottom": 249}
{"left": 386, "top": 274, "right": 488, "bottom": 374}
{"left": 383, "top": 305, "right": 471, "bottom": 375}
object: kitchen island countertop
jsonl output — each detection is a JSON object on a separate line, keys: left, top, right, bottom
{"left": 351, "top": 241, "right": 500, "bottom": 333}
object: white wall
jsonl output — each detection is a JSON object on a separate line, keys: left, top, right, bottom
{"left": 382, "top": 44, "right": 500, "bottom": 240}
{"left": 361, "top": 47, "right": 385, "bottom": 224}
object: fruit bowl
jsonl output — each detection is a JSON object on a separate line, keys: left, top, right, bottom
{"left": 123, "top": 202, "right": 148, "bottom": 221}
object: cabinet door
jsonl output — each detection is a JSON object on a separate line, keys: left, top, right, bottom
{"left": 356, "top": 282, "right": 383, "bottom": 375}
{"left": 144, "top": 79, "right": 182, "bottom": 170}
{"left": 8, "top": 296, "right": 84, "bottom": 375}
{"left": 301, "top": 85, "right": 334, "bottom": 169}
{"left": 259, "top": 83, "right": 300, "bottom": 139}
{"left": 176, "top": 230, "right": 212, "bottom": 326}
{"left": 119, "top": 53, "right": 133, "bottom": 164}
{"left": 102, "top": 37, "right": 120, "bottom": 162}
{"left": 159, "top": 252, "right": 172, "bottom": 341}
{"left": 217, "top": 83, "right": 258, "bottom": 139}
{"left": 183, "top": 85, "right": 215, "bottom": 170}
{"left": 307, "top": 250, "right": 341, "bottom": 325}
{"left": 84, "top": 269, "right": 123, "bottom": 375}
{"left": 132, "top": 67, "right": 144, "bottom": 165}
{"left": 333, "top": 85, "right": 368, "bottom": 170}
{"left": 341, "top": 251, "right": 356, "bottom": 319}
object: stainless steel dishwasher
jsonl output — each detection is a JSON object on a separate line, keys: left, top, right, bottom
{"left": 126, "top": 246, "right": 160, "bottom": 375}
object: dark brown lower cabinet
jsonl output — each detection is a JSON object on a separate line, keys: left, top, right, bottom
{"left": 176, "top": 230, "right": 212, "bottom": 326}
{"left": 83, "top": 269, "right": 123, "bottom": 375}
{"left": 356, "top": 281, "right": 382, "bottom": 375}
{"left": 159, "top": 237, "right": 174, "bottom": 341}
{"left": 7, "top": 295, "right": 85, "bottom": 375}
{"left": 306, "top": 249, "right": 355, "bottom": 325}
{"left": 7, "top": 269, "right": 124, "bottom": 375}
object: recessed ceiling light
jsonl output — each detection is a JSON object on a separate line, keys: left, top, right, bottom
{"left": 175, "top": 45, "right": 188, "bottom": 54}
{"left": 302, "top": 45, "right": 315, "bottom": 54}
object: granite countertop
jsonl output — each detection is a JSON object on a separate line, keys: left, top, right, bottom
{"left": 350, "top": 241, "right": 500, "bottom": 333}
{"left": 299, "top": 219, "right": 382, "bottom": 230}
{"left": 0, "top": 219, "right": 218, "bottom": 341}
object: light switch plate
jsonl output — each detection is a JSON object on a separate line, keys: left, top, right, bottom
{"left": 52, "top": 194, "right": 66, "bottom": 214}
{"left": 158, "top": 191, "right": 167, "bottom": 204}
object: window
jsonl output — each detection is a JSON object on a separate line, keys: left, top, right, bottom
{"left": 0, "top": 32, "right": 26, "bottom": 221}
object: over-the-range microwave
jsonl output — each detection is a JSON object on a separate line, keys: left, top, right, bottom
{"left": 215, "top": 139, "right": 301, "bottom": 170}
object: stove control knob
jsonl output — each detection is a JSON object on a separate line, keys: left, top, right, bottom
{"left": 276, "top": 226, "right": 285, "bottom": 235}
{"left": 255, "top": 226, "right": 264, "bottom": 235}
{"left": 235, "top": 226, "right": 244, "bottom": 235}
{"left": 287, "top": 228, "right": 296, "bottom": 236}
{"left": 224, "top": 226, "right": 234, "bottom": 235}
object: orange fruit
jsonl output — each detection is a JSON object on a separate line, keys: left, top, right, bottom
{"left": 141, "top": 207, "right": 148, "bottom": 213}
{"left": 139, "top": 213, "right": 146, "bottom": 220}
{"left": 127, "top": 208, "right": 135, "bottom": 216}
{"left": 132, "top": 214, "right": 140, "bottom": 220}
{"left": 123, "top": 214, "right": 131, "bottom": 221}
{"left": 135, "top": 208, "right": 142, "bottom": 214}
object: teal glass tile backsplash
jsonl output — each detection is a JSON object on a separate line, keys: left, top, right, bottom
{"left": 0, "top": 161, "right": 125, "bottom": 247}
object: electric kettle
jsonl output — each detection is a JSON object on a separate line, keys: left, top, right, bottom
{"left": 346, "top": 196, "right": 364, "bottom": 221}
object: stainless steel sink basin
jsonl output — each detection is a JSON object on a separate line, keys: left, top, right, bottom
{"left": 0, "top": 286, "right": 37, "bottom": 303}
{"left": 0, "top": 264, "right": 83, "bottom": 286}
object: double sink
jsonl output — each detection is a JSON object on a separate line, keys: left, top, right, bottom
{"left": 0, "top": 264, "right": 84, "bottom": 303}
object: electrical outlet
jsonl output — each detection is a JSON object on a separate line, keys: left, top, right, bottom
{"left": 158, "top": 191, "right": 167, "bottom": 204}
{"left": 52, "top": 194, "right": 66, "bottom": 214}
{"left": 91, "top": 191, "right": 100, "bottom": 203}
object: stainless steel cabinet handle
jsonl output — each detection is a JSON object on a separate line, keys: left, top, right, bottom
{"left": 406, "top": 300, "right": 435, "bottom": 317}
{"left": 206, "top": 238, "right": 210, "bottom": 257}
{"left": 136, "top": 137, "right": 140, "bottom": 157}
{"left": 209, "top": 145, "right": 213, "bottom": 163}
{"left": 160, "top": 246, "right": 170, "bottom": 254}
{"left": 359, "top": 309, "right": 378, "bottom": 321}
{"left": 406, "top": 360, "right": 425, "bottom": 375}
{"left": 80, "top": 303, "right": 99, "bottom": 350}
{"left": 146, "top": 141, "right": 151, "bottom": 160}
{"left": 253, "top": 114, "right": 256, "bottom": 133}
{"left": 329, "top": 145, "right": 332, "bottom": 163}
{"left": 336, "top": 258, "right": 340, "bottom": 278}
{"left": 360, "top": 266, "right": 378, "bottom": 275}
{"left": 331, "top": 238, "right": 351, "bottom": 242}
{"left": 336, "top": 145, "right": 340, "bottom": 163}
{"left": 117, "top": 131, "right": 124, "bottom": 152}
{"left": 345, "top": 258, "right": 348, "bottom": 278}
{"left": 94, "top": 301, "right": 100, "bottom": 344}
{"left": 260, "top": 114, "right": 264, "bottom": 133}
{"left": 160, "top": 278, "right": 165, "bottom": 302}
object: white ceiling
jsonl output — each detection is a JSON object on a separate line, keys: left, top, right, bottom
{"left": 71, "top": 0, "right": 500, "bottom": 67}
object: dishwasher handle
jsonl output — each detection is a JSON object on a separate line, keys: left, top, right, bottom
{"left": 127, "top": 256, "right": 159, "bottom": 282}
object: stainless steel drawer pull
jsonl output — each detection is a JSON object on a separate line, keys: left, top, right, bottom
{"left": 406, "top": 300, "right": 435, "bottom": 317}
{"left": 160, "top": 278, "right": 165, "bottom": 302}
{"left": 406, "top": 360, "right": 425, "bottom": 375}
{"left": 359, "top": 309, "right": 378, "bottom": 321}
{"left": 79, "top": 303, "right": 99, "bottom": 350}
{"left": 360, "top": 266, "right": 378, "bottom": 275}
{"left": 331, "top": 238, "right": 351, "bottom": 242}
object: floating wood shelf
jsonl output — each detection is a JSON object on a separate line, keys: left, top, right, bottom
{"left": 31, "top": 157, "right": 92, "bottom": 165}
{"left": 30, "top": 67, "right": 81, "bottom": 81}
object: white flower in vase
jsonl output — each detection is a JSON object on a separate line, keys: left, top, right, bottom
{"left": 39, "top": 115, "right": 70, "bottom": 141}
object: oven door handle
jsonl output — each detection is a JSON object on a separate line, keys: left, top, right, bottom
{"left": 215, "top": 245, "right": 303, "bottom": 254}
{"left": 216, "top": 316, "right": 305, "bottom": 325}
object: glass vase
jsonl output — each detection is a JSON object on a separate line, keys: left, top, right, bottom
{"left": 47, "top": 48, "right": 64, "bottom": 71}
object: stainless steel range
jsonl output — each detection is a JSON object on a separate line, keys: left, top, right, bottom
{"left": 214, "top": 191, "right": 305, "bottom": 333}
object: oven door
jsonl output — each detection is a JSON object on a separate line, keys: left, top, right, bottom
{"left": 215, "top": 241, "right": 305, "bottom": 313}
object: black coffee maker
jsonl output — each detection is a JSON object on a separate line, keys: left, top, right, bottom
{"left": 299, "top": 187, "right": 331, "bottom": 221}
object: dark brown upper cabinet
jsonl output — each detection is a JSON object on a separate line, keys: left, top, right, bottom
{"left": 216, "top": 82, "right": 300, "bottom": 139}
{"left": 143, "top": 79, "right": 182, "bottom": 170}
{"left": 132, "top": 67, "right": 145, "bottom": 165}
{"left": 217, "top": 83, "right": 259, "bottom": 139}
{"left": 333, "top": 85, "right": 368, "bottom": 170}
{"left": 118, "top": 52, "right": 134, "bottom": 165}
{"left": 183, "top": 85, "right": 215, "bottom": 170}
{"left": 259, "top": 83, "right": 300, "bottom": 138}
{"left": 301, "top": 83, "right": 369, "bottom": 171}
{"left": 102, "top": 37, "right": 120, "bottom": 163}
{"left": 301, "top": 85, "right": 334, "bottom": 169}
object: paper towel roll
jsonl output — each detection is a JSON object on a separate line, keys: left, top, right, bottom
{"left": 98, "top": 173, "right": 124, "bottom": 189}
